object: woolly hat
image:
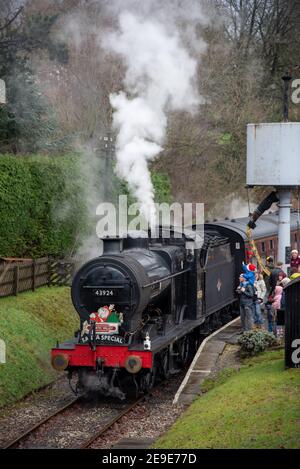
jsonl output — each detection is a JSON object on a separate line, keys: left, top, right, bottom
{"left": 247, "top": 264, "right": 256, "bottom": 272}
{"left": 280, "top": 277, "right": 290, "bottom": 287}
{"left": 291, "top": 249, "right": 298, "bottom": 255}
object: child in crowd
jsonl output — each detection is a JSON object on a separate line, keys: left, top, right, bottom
{"left": 241, "top": 262, "right": 256, "bottom": 286}
{"left": 277, "top": 277, "right": 289, "bottom": 339}
{"left": 267, "top": 284, "right": 283, "bottom": 337}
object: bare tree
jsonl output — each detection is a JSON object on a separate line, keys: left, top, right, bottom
{"left": 216, "top": 0, "right": 300, "bottom": 74}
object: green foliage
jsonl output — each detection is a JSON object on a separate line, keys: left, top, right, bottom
{"left": 218, "top": 132, "right": 232, "bottom": 145}
{"left": 0, "top": 287, "right": 78, "bottom": 407}
{"left": 238, "top": 330, "right": 277, "bottom": 356}
{"left": 0, "top": 9, "right": 68, "bottom": 154}
{"left": 23, "top": 14, "right": 68, "bottom": 63}
{"left": 151, "top": 171, "right": 172, "bottom": 204}
{"left": 200, "top": 368, "right": 238, "bottom": 393}
{"left": 155, "top": 349, "right": 300, "bottom": 449}
{"left": 0, "top": 154, "right": 173, "bottom": 259}
{"left": 0, "top": 154, "right": 88, "bottom": 258}
{"left": 0, "top": 66, "right": 59, "bottom": 154}
{"left": 118, "top": 170, "right": 172, "bottom": 205}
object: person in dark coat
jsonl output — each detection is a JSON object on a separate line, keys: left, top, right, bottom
{"left": 269, "top": 261, "right": 285, "bottom": 293}
{"left": 264, "top": 256, "right": 275, "bottom": 292}
{"left": 236, "top": 274, "right": 255, "bottom": 331}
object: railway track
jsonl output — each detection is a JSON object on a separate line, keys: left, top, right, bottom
{"left": 80, "top": 396, "right": 144, "bottom": 449}
{"left": 3, "top": 318, "right": 239, "bottom": 450}
{"left": 3, "top": 394, "right": 144, "bottom": 449}
{"left": 3, "top": 396, "right": 81, "bottom": 449}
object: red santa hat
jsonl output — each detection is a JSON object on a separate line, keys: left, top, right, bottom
{"left": 247, "top": 263, "right": 256, "bottom": 272}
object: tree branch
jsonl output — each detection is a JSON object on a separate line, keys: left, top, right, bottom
{"left": 0, "top": 6, "right": 24, "bottom": 32}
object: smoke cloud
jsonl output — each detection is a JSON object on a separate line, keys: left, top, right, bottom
{"left": 104, "top": 7, "right": 204, "bottom": 224}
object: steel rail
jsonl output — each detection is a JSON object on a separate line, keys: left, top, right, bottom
{"left": 3, "top": 396, "right": 81, "bottom": 449}
{"left": 79, "top": 396, "right": 145, "bottom": 449}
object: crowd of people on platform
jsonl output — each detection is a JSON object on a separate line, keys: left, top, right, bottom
{"left": 237, "top": 249, "right": 300, "bottom": 337}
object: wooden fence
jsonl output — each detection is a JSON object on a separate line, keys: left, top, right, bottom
{"left": 0, "top": 258, "right": 75, "bottom": 298}
{"left": 48, "top": 259, "right": 75, "bottom": 287}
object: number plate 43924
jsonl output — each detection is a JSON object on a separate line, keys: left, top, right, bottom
{"left": 94, "top": 289, "right": 115, "bottom": 296}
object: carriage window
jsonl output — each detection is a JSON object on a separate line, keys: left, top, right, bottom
{"left": 206, "top": 244, "right": 231, "bottom": 264}
{"left": 261, "top": 242, "right": 265, "bottom": 252}
{"left": 219, "top": 244, "right": 231, "bottom": 262}
{"left": 270, "top": 239, "right": 273, "bottom": 250}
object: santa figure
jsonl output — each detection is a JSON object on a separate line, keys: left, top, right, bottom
{"left": 94, "top": 304, "right": 115, "bottom": 322}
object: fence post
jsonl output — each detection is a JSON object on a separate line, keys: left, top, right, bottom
{"left": 48, "top": 257, "right": 52, "bottom": 287}
{"left": 13, "top": 265, "right": 19, "bottom": 296}
{"left": 32, "top": 260, "right": 36, "bottom": 292}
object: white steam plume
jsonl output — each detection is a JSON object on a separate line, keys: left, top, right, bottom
{"left": 105, "top": 11, "right": 202, "bottom": 224}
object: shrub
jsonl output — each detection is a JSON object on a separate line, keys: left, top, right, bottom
{"left": 0, "top": 154, "right": 173, "bottom": 259}
{"left": 238, "top": 330, "right": 277, "bottom": 357}
{"left": 0, "top": 153, "right": 88, "bottom": 258}
{"left": 151, "top": 171, "right": 172, "bottom": 204}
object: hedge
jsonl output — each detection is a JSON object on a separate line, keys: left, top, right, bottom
{"left": 0, "top": 154, "right": 173, "bottom": 259}
{"left": 0, "top": 154, "right": 88, "bottom": 258}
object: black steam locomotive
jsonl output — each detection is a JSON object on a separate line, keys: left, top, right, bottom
{"left": 51, "top": 201, "right": 300, "bottom": 398}
{"left": 51, "top": 225, "right": 239, "bottom": 399}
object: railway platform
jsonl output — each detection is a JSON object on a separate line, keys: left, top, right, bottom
{"left": 173, "top": 317, "right": 241, "bottom": 405}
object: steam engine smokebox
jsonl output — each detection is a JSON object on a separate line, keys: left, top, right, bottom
{"left": 71, "top": 250, "right": 171, "bottom": 331}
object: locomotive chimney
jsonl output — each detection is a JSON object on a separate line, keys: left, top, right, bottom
{"left": 102, "top": 237, "right": 123, "bottom": 254}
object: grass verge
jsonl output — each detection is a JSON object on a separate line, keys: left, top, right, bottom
{"left": 155, "top": 349, "right": 300, "bottom": 449}
{"left": 0, "top": 287, "right": 78, "bottom": 407}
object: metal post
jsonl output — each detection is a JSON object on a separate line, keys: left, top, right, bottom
{"left": 282, "top": 73, "right": 292, "bottom": 122}
{"left": 277, "top": 189, "right": 292, "bottom": 271}
{"left": 32, "top": 260, "right": 36, "bottom": 291}
{"left": 101, "top": 132, "right": 114, "bottom": 196}
{"left": 104, "top": 134, "right": 110, "bottom": 195}
{"left": 13, "top": 265, "right": 19, "bottom": 296}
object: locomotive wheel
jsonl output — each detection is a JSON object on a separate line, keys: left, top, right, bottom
{"left": 140, "top": 368, "right": 156, "bottom": 393}
{"left": 120, "top": 374, "right": 139, "bottom": 400}
{"left": 176, "top": 335, "right": 190, "bottom": 366}
{"left": 158, "top": 348, "right": 170, "bottom": 379}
